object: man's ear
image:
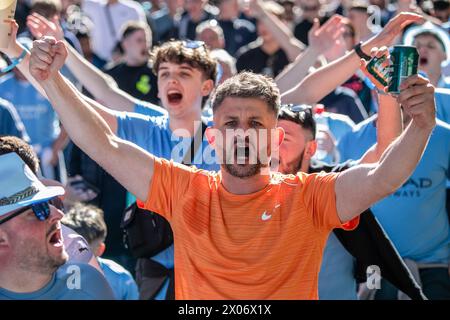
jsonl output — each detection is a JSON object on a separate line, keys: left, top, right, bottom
{"left": 95, "top": 242, "right": 106, "bottom": 257}
{"left": 201, "top": 79, "right": 215, "bottom": 97}
{"left": 0, "top": 228, "right": 9, "bottom": 248}
{"left": 205, "top": 127, "right": 216, "bottom": 146}
{"left": 304, "top": 140, "right": 317, "bottom": 159}
{"left": 274, "top": 127, "right": 285, "bottom": 147}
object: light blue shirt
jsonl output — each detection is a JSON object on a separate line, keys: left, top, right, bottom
{"left": 435, "top": 88, "right": 450, "bottom": 124}
{"left": 339, "top": 118, "right": 450, "bottom": 264}
{"left": 134, "top": 102, "right": 168, "bottom": 117}
{"left": 319, "top": 233, "right": 357, "bottom": 300}
{"left": 325, "top": 111, "right": 355, "bottom": 144}
{"left": 0, "top": 263, "right": 115, "bottom": 300}
{"left": 97, "top": 257, "right": 139, "bottom": 300}
{"left": 0, "top": 98, "right": 28, "bottom": 141}
{"left": 0, "top": 74, "right": 59, "bottom": 149}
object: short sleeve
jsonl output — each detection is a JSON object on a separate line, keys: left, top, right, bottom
{"left": 300, "top": 172, "right": 359, "bottom": 232}
{"left": 116, "top": 111, "right": 157, "bottom": 147}
{"left": 137, "top": 158, "right": 194, "bottom": 222}
{"left": 134, "top": 101, "right": 167, "bottom": 117}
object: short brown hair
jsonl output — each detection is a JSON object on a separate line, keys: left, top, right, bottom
{"left": 30, "top": 0, "right": 62, "bottom": 18}
{"left": 62, "top": 203, "right": 107, "bottom": 247}
{"left": 0, "top": 136, "right": 39, "bottom": 174}
{"left": 211, "top": 72, "right": 281, "bottom": 115}
{"left": 120, "top": 20, "right": 152, "bottom": 44}
{"left": 151, "top": 40, "right": 217, "bottom": 82}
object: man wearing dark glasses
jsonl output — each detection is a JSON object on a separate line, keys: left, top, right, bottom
{"left": 0, "top": 152, "right": 115, "bottom": 299}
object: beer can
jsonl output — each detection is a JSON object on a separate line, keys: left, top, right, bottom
{"left": 366, "top": 54, "right": 391, "bottom": 88}
{"left": 388, "top": 45, "right": 419, "bottom": 94}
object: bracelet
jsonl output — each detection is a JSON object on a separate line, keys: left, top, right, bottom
{"left": 354, "top": 41, "right": 371, "bottom": 61}
{"left": 1, "top": 49, "right": 27, "bottom": 73}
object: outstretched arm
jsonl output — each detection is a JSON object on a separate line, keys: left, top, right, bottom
{"left": 281, "top": 12, "right": 423, "bottom": 105}
{"left": 276, "top": 15, "right": 345, "bottom": 93}
{"left": 1, "top": 19, "right": 121, "bottom": 133}
{"left": 249, "top": 0, "right": 304, "bottom": 62}
{"left": 335, "top": 75, "right": 435, "bottom": 223}
{"left": 29, "top": 37, "right": 154, "bottom": 201}
{"left": 26, "top": 13, "right": 155, "bottom": 112}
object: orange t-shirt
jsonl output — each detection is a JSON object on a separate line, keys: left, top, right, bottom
{"left": 138, "top": 158, "right": 359, "bottom": 299}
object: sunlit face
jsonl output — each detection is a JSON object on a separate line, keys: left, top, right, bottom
{"left": 414, "top": 34, "right": 447, "bottom": 76}
{"left": 257, "top": 20, "right": 274, "bottom": 43}
{"left": 211, "top": 97, "right": 281, "bottom": 178}
{"left": 198, "top": 28, "right": 224, "bottom": 50}
{"left": 276, "top": 120, "right": 312, "bottom": 174}
{"left": 299, "top": 0, "right": 321, "bottom": 20}
{"left": 0, "top": 204, "right": 68, "bottom": 276}
{"left": 122, "top": 29, "right": 151, "bottom": 64}
{"left": 185, "top": 0, "right": 205, "bottom": 16}
{"left": 157, "top": 62, "right": 213, "bottom": 117}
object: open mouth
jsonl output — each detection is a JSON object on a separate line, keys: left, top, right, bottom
{"left": 419, "top": 57, "right": 428, "bottom": 65}
{"left": 167, "top": 90, "right": 183, "bottom": 104}
{"left": 234, "top": 145, "right": 254, "bottom": 164}
{"left": 48, "top": 227, "right": 63, "bottom": 247}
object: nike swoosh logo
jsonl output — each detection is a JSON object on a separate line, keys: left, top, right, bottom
{"left": 261, "top": 211, "right": 272, "bottom": 221}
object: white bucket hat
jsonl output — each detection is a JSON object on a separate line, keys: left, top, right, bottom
{"left": 403, "top": 21, "right": 450, "bottom": 67}
{"left": 0, "top": 153, "right": 65, "bottom": 217}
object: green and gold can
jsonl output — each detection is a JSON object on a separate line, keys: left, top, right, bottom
{"left": 388, "top": 45, "right": 419, "bottom": 94}
{"left": 365, "top": 45, "right": 419, "bottom": 94}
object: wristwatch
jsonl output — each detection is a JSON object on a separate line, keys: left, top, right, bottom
{"left": 354, "top": 42, "right": 371, "bottom": 61}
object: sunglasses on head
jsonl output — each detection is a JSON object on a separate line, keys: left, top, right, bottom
{"left": 282, "top": 104, "right": 313, "bottom": 114}
{"left": 0, "top": 197, "right": 63, "bottom": 225}
{"left": 182, "top": 40, "right": 206, "bottom": 50}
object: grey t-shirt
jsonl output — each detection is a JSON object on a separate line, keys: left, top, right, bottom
{"left": 0, "top": 263, "right": 115, "bottom": 300}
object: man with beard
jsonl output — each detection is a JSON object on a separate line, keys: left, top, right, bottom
{"left": 29, "top": 31, "right": 436, "bottom": 297}
{"left": 0, "top": 151, "right": 115, "bottom": 299}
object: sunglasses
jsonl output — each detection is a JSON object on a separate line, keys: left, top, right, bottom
{"left": 182, "top": 40, "right": 206, "bottom": 50}
{"left": 0, "top": 197, "right": 63, "bottom": 225}
{"left": 282, "top": 104, "right": 313, "bottom": 114}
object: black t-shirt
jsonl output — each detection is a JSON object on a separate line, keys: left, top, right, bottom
{"left": 236, "top": 40, "right": 290, "bottom": 78}
{"left": 293, "top": 17, "right": 328, "bottom": 46}
{"left": 104, "top": 62, "right": 159, "bottom": 105}
{"left": 218, "top": 19, "right": 257, "bottom": 55}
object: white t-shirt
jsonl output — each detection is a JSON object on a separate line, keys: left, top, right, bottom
{"left": 82, "top": 0, "right": 147, "bottom": 61}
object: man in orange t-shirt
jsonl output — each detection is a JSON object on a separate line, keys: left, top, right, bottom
{"left": 30, "top": 37, "right": 436, "bottom": 298}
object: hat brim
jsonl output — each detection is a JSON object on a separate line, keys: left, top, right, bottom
{"left": 403, "top": 23, "right": 450, "bottom": 65}
{"left": 0, "top": 186, "right": 65, "bottom": 218}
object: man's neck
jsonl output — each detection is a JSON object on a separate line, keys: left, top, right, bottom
{"left": 425, "top": 70, "right": 442, "bottom": 87}
{"left": 190, "top": 10, "right": 205, "bottom": 22}
{"left": 107, "top": 0, "right": 119, "bottom": 5}
{"left": 220, "top": 168, "right": 271, "bottom": 195}
{"left": 0, "top": 265, "right": 53, "bottom": 294}
{"left": 261, "top": 40, "right": 280, "bottom": 55}
{"left": 219, "top": 10, "right": 238, "bottom": 21}
{"left": 125, "top": 57, "right": 146, "bottom": 67}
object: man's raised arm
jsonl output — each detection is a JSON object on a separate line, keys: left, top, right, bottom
{"left": 281, "top": 12, "right": 423, "bottom": 105}
{"left": 334, "top": 75, "right": 436, "bottom": 223}
{"left": 29, "top": 37, "right": 154, "bottom": 201}
{"left": 26, "top": 12, "right": 163, "bottom": 113}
